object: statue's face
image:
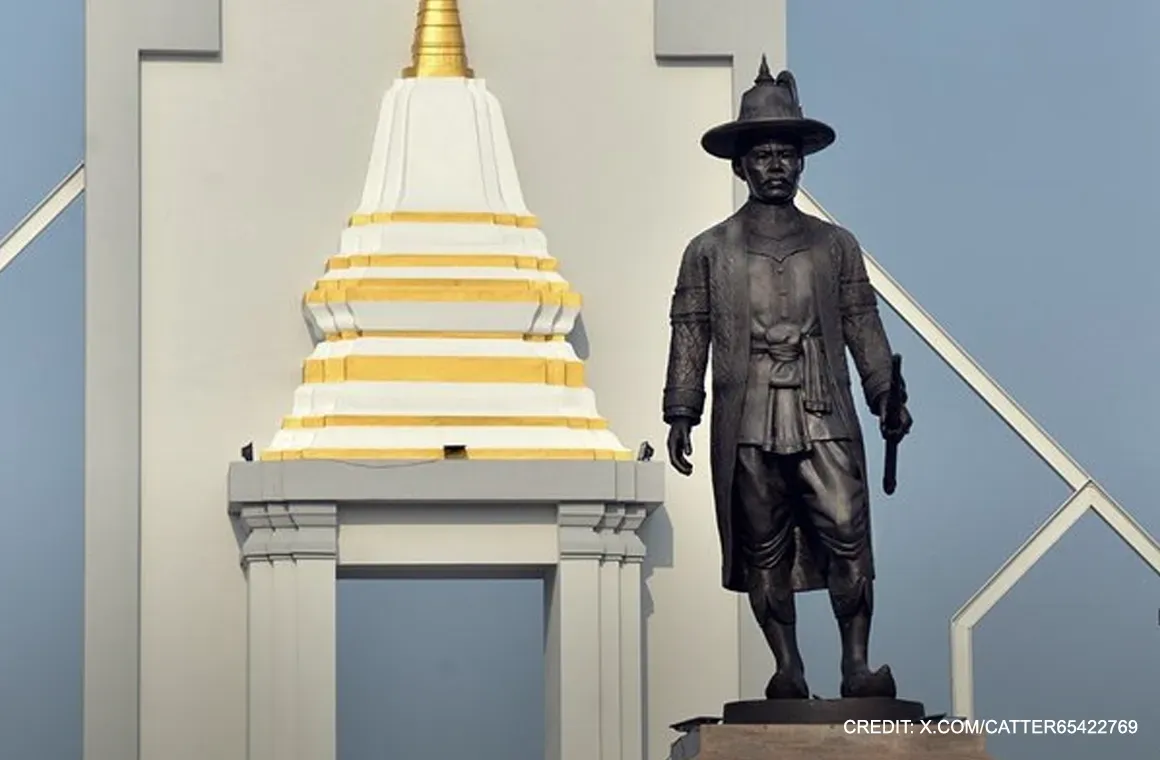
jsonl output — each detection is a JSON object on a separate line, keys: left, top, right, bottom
{"left": 734, "top": 138, "right": 803, "bottom": 205}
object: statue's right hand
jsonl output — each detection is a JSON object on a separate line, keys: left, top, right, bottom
{"left": 667, "top": 419, "right": 694, "bottom": 476}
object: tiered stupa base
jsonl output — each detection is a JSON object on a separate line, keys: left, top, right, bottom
{"left": 261, "top": 71, "right": 630, "bottom": 461}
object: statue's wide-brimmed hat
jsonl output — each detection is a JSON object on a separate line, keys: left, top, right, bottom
{"left": 701, "top": 57, "right": 835, "bottom": 160}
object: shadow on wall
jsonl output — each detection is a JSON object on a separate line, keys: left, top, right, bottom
{"left": 641, "top": 505, "right": 676, "bottom": 619}
{"left": 229, "top": 508, "right": 247, "bottom": 554}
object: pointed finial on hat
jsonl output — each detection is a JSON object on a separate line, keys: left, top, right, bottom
{"left": 755, "top": 54, "right": 774, "bottom": 84}
{"left": 402, "top": 0, "right": 474, "bottom": 78}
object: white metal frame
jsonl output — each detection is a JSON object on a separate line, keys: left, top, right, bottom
{"left": 0, "top": 163, "right": 85, "bottom": 275}
{"left": 948, "top": 481, "right": 1160, "bottom": 718}
{"left": 796, "top": 190, "right": 1160, "bottom": 719}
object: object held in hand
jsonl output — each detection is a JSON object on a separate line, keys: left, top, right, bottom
{"left": 882, "top": 354, "right": 905, "bottom": 495}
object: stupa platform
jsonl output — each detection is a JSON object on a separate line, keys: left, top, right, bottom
{"left": 229, "top": 457, "right": 663, "bottom": 760}
{"left": 230, "top": 457, "right": 663, "bottom": 505}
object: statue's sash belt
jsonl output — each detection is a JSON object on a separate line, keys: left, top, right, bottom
{"left": 750, "top": 335, "right": 831, "bottom": 414}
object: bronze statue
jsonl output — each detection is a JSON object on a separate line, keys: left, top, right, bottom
{"left": 662, "top": 57, "right": 913, "bottom": 703}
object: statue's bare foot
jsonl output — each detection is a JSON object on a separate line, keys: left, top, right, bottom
{"left": 764, "top": 668, "right": 809, "bottom": 700}
{"left": 840, "top": 664, "right": 897, "bottom": 699}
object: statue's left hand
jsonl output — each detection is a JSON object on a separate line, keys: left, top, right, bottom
{"left": 666, "top": 419, "right": 694, "bottom": 477}
{"left": 879, "top": 403, "right": 913, "bottom": 441}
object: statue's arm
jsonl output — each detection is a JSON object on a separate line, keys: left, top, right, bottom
{"left": 662, "top": 241, "right": 711, "bottom": 425}
{"left": 837, "top": 230, "right": 894, "bottom": 412}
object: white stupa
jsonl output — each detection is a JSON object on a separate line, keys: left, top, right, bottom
{"left": 262, "top": 0, "right": 630, "bottom": 462}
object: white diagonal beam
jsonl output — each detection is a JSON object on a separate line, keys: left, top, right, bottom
{"left": 0, "top": 163, "right": 85, "bottom": 276}
{"left": 1090, "top": 484, "right": 1160, "bottom": 571}
{"left": 953, "top": 484, "right": 1097, "bottom": 633}
{"left": 796, "top": 189, "right": 1090, "bottom": 489}
{"left": 949, "top": 484, "right": 1093, "bottom": 718}
{"left": 949, "top": 481, "right": 1160, "bottom": 718}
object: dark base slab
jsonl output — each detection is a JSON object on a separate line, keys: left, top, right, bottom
{"left": 723, "top": 696, "right": 927, "bottom": 724}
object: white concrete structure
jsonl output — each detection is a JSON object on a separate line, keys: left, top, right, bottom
{"left": 114, "top": 0, "right": 743, "bottom": 746}
{"left": 230, "top": 4, "right": 657, "bottom": 759}
{"left": 266, "top": 1, "right": 628, "bottom": 462}
{"left": 229, "top": 459, "right": 661, "bottom": 760}
{"left": 222, "top": 2, "right": 658, "bottom": 756}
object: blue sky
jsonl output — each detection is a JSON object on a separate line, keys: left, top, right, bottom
{"left": 0, "top": 1, "right": 83, "bottom": 759}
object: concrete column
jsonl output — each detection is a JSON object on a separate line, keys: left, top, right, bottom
{"left": 546, "top": 501, "right": 650, "bottom": 760}
{"left": 618, "top": 506, "right": 648, "bottom": 760}
{"left": 598, "top": 506, "right": 627, "bottom": 760}
{"left": 238, "top": 503, "right": 338, "bottom": 760}
{"left": 546, "top": 502, "right": 605, "bottom": 760}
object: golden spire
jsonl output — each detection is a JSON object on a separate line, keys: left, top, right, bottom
{"left": 401, "top": 0, "right": 474, "bottom": 78}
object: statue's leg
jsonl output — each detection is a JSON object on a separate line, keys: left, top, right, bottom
{"left": 734, "top": 445, "right": 809, "bottom": 700}
{"left": 795, "top": 440, "right": 897, "bottom": 699}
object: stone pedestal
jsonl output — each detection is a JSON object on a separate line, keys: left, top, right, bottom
{"left": 228, "top": 458, "right": 663, "bottom": 760}
{"left": 669, "top": 724, "right": 994, "bottom": 760}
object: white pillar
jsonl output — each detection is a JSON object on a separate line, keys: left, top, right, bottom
{"left": 239, "top": 503, "right": 338, "bottom": 760}
{"left": 547, "top": 502, "right": 650, "bottom": 760}
{"left": 598, "top": 506, "right": 626, "bottom": 760}
{"left": 617, "top": 506, "right": 647, "bottom": 760}
{"left": 546, "top": 502, "right": 605, "bottom": 760}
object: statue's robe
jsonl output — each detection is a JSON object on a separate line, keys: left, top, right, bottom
{"left": 662, "top": 201, "right": 896, "bottom": 593}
